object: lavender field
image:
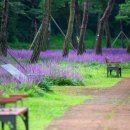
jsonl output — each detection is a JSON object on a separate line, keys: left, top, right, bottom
{"left": 0, "top": 48, "right": 130, "bottom": 85}
{"left": 9, "top": 48, "right": 130, "bottom": 63}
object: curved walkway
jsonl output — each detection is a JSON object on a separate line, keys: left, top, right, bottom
{"left": 46, "top": 78, "right": 130, "bottom": 130}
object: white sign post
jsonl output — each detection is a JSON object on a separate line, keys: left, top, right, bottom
{"left": 1, "top": 64, "right": 28, "bottom": 83}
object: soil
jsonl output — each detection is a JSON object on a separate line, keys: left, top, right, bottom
{"left": 45, "top": 78, "right": 130, "bottom": 130}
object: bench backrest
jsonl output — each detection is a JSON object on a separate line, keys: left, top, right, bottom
{"left": 105, "top": 57, "right": 110, "bottom": 64}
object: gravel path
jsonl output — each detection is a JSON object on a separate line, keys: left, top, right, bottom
{"left": 45, "top": 78, "right": 130, "bottom": 130}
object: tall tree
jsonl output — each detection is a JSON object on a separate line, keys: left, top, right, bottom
{"left": 105, "top": 19, "right": 111, "bottom": 48}
{"left": 95, "top": 0, "right": 115, "bottom": 55}
{"left": 30, "top": 0, "right": 51, "bottom": 63}
{"left": 30, "top": 0, "right": 38, "bottom": 41}
{"left": 75, "top": 0, "right": 81, "bottom": 35}
{"left": 62, "top": 0, "right": 75, "bottom": 57}
{"left": 72, "top": 23, "right": 78, "bottom": 49}
{"left": 77, "top": 0, "right": 90, "bottom": 55}
{"left": 127, "top": 44, "right": 130, "bottom": 53}
{"left": 0, "top": 0, "right": 9, "bottom": 56}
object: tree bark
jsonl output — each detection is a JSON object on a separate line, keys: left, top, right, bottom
{"left": 30, "top": 0, "right": 38, "bottom": 42}
{"left": 0, "top": 0, "right": 9, "bottom": 57}
{"left": 30, "top": 0, "right": 51, "bottom": 63}
{"left": 75, "top": 0, "right": 81, "bottom": 35}
{"left": 44, "top": 21, "right": 51, "bottom": 50}
{"left": 105, "top": 19, "right": 111, "bottom": 48}
{"left": 71, "top": 19, "right": 78, "bottom": 50}
{"left": 94, "top": 13, "right": 101, "bottom": 49}
{"left": 95, "top": 0, "right": 115, "bottom": 55}
{"left": 127, "top": 44, "right": 130, "bottom": 54}
{"left": 71, "top": 0, "right": 81, "bottom": 50}
{"left": 72, "top": 31, "right": 78, "bottom": 49}
{"left": 62, "top": 0, "right": 75, "bottom": 57}
{"left": 77, "top": 0, "right": 89, "bottom": 55}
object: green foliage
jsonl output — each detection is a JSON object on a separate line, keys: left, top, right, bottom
{"left": 39, "top": 76, "right": 84, "bottom": 87}
{"left": 116, "top": 0, "right": 130, "bottom": 24}
{"left": 37, "top": 77, "right": 53, "bottom": 92}
{"left": 20, "top": 84, "right": 45, "bottom": 96}
{"left": 50, "top": 34, "right": 64, "bottom": 49}
{"left": 0, "top": 0, "right": 129, "bottom": 46}
{"left": 10, "top": 41, "right": 30, "bottom": 49}
{"left": 10, "top": 30, "right": 128, "bottom": 50}
{"left": 0, "top": 83, "right": 45, "bottom": 97}
{"left": 50, "top": 77, "right": 84, "bottom": 86}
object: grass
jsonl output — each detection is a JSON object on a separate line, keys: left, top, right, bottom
{"left": 62, "top": 62, "right": 130, "bottom": 89}
{"left": 81, "top": 62, "right": 130, "bottom": 88}
{"left": 3, "top": 92, "right": 92, "bottom": 130}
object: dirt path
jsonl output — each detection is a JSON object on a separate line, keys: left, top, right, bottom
{"left": 45, "top": 78, "right": 130, "bottom": 130}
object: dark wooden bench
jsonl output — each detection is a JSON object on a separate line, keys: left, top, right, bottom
{"left": 105, "top": 57, "right": 122, "bottom": 77}
{"left": 0, "top": 107, "right": 28, "bottom": 130}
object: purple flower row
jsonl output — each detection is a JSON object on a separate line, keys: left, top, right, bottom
{"left": 8, "top": 48, "right": 130, "bottom": 63}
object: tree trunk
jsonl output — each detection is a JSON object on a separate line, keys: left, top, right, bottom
{"left": 127, "top": 44, "right": 130, "bottom": 54}
{"left": 72, "top": 31, "right": 78, "bottom": 49}
{"left": 30, "top": 0, "right": 38, "bottom": 42}
{"left": 71, "top": 19, "right": 78, "bottom": 50}
{"left": 44, "top": 21, "right": 51, "bottom": 50}
{"left": 30, "top": 0, "right": 51, "bottom": 63}
{"left": 94, "top": 13, "right": 101, "bottom": 49}
{"left": 77, "top": 0, "right": 89, "bottom": 55}
{"left": 71, "top": 0, "right": 81, "bottom": 50}
{"left": 95, "top": 0, "right": 115, "bottom": 55}
{"left": 62, "top": 0, "right": 75, "bottom": 57}
{"left": 0, "top": 0, "right": 9, "bottom": 57}
{"left": 105, "top": 19, "right": 111, "bottom": 48}
{"left": 75, "top": 0, "right": 81, "bottom": 35}
{"left": 30, "top": 19, "right": 38, "bottom": 42}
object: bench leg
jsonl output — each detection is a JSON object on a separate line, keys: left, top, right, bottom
{"left": 2, "top": 122, "right": 4, "bottom": 130}
{"left": 116, "top": 68, "right": 122, "bottom": 77}
{"left": 23, "top": 111, "right": 29, "bottom": 130}
{"left": 116, "top": 70, "right": 119, "bottom": 77}
{"left": 107, "top": 70, "right": 109, "bottom": 77}
{"left": 10, "top": 116, "right": 16, "bottom": 130}
{"left": 110, "top": 70, "right": 112, "bottom": 76}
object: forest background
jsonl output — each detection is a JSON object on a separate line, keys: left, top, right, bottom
{"left": 0, "top": 0, "right": 129, "bottom": 50}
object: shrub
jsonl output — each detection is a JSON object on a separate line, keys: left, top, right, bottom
{"left": 52, "top": 77, "right": 84, "bottom": 86}
{"left": 37, "top": 77, "right": 53, "bottom": 92}
{"left": 39, "top": 76, "right": 84, "bottom": 86}
{"left": 0, "top": 84, "right": 45, "bottom": 97}
{"left": 20, "top": 84, "right": 45, "bottom": 97}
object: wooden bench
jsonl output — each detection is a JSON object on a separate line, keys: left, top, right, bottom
{"left": 105, "top": 57, "right": 122, "bottom": 77}
{"left": 0, "top": 107, "right": 28, "bottom": 130}
{"left": 0, "top": 92, "right": 29, "bottom": 108}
